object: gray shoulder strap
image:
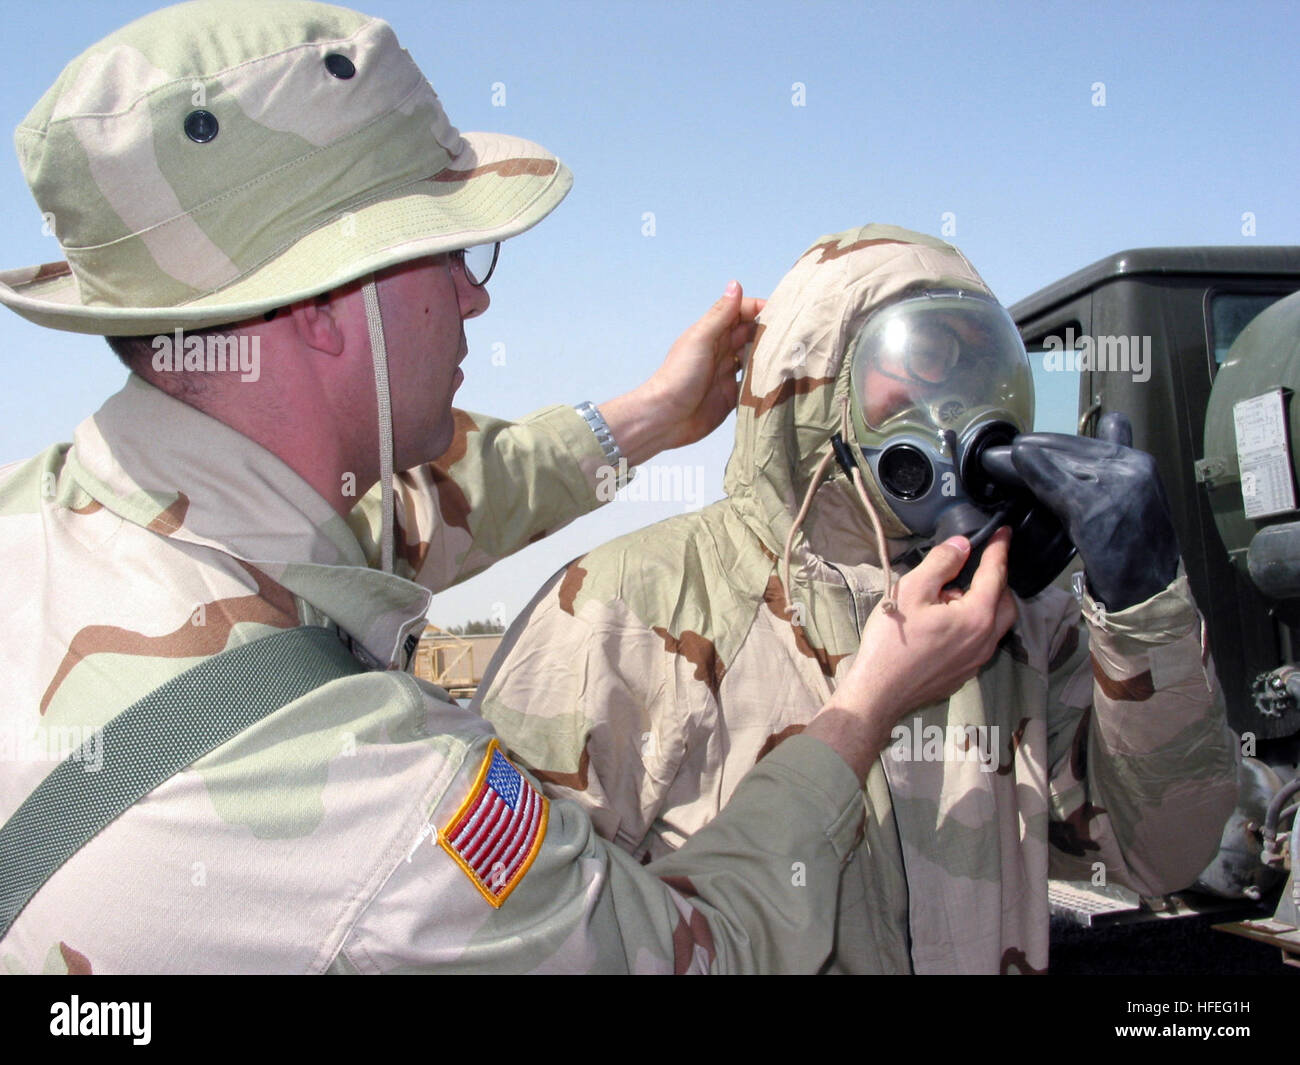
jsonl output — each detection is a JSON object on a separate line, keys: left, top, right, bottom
{"left": 0, "top": 625, "right": 366, "bottom": 941}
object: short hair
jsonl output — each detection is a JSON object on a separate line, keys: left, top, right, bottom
{"left": 106, "top": 332, "right": 157, "bottom": 372}
{"left": 105, "top": 308, "right": 278, "bottom": 394}
{"left": 107, "top": 329, "right": 213, "bottom": 397}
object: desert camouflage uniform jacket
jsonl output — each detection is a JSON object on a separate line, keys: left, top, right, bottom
{"left": 0, "top": 374, "right": 868, "bottom": 974}
{"left": 480, "top": 224, "right": 1241, "bottom": 974}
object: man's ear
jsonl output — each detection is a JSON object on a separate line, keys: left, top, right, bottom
{"left": 287, "top": 293, "right": 345, "bottom": 356}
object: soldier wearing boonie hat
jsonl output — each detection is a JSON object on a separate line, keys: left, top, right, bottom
{"left": 0, "top": 0, "right": 594, "bottom": 573}
{"left": 0, "top": 0, "right": 1017, "bottom": 973}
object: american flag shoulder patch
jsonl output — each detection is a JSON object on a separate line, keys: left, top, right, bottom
{"left": 439, "top": 740, "right": 549, "bottom": 907}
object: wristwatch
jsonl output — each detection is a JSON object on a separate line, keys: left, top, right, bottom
{"left": 575, "top": 401, "right": 632, "bottom": 489}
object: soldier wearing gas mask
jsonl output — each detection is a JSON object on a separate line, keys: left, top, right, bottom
{"left": 480, "top": 224, "right": 1238, "bottom": 973}
{"left": 839, "top": 285, "right": 1180, "bottom": 610}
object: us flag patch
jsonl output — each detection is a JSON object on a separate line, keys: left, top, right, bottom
{"left": 440, "top": 740, "right": 548, "bottom": 907}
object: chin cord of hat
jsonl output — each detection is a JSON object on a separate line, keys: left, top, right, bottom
{"left": 780, "top": 397, "right": 897, "bottom": 621}
{"left": 362, "top": 277, "right": 396, "bottom": 574}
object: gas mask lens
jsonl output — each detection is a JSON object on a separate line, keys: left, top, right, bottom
{"left": 877, "top": 317, "right": 961, "bottom": 386}
{"left": 849, "top": 290, "right": 1033, "bottom": 443}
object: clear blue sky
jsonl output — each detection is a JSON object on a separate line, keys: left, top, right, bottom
{"left": 1, "top": 0, "right": 1297, "bottom": 627}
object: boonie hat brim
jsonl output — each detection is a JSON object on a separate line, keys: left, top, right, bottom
{"left": 0, "top": 130, "right": 571, "bottom": 337}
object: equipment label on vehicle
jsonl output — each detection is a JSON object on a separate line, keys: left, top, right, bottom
{"left": 1233, "top": 389, "right": 1297, "bottom": 519}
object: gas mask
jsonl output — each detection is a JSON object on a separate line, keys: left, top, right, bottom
{"left": 833, "top": 290, "right": 1075, "bottom": 596}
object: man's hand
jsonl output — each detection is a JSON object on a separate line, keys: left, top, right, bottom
{"left": 596, "top": 281, "right": 764, "bottom": 466}
{"left": 805, "top": 529, "right": 1018, "bottom": 781}
{"left": 1010, "top": 412, "right": 1179, "bottom": 611}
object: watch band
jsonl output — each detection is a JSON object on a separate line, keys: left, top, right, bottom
{"left": 575, "top": 401, "right": 631, "bottom": 489}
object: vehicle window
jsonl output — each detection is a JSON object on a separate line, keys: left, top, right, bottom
{"left": 1027, "top": 331, "right": 1083, "bottom": 435}
{"left": 1211, "top": 292, "right": 1291, "bottom": 364}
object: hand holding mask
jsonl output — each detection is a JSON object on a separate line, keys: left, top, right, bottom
{"left": 1001, "top": 412, "right": 1180, "bottom": 611}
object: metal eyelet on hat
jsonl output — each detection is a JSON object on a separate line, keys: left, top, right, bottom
{"left": 324, "top": 53, "right": 356, "bottom": 79}
{"left": 184, "top": 109, "right": 219, "bottom": 143}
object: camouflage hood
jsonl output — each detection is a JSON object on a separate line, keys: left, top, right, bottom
{"left": 724, "top": 224, "right": 992, "bottom": 591}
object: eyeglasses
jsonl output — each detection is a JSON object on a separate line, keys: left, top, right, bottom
{"left": 450, "top": 242, "right": 500, "bottom": 288}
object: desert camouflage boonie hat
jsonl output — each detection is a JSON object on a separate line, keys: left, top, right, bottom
{"left": 0, "top": 0, "right": 572, "bottom": 336}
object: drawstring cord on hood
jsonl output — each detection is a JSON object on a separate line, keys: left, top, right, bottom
{"left": 780, "top": 397, "right": 897, "bottom": 618}
{"left": 842, "top": 396, "right": 898, "bottom": 613}
{"left": 781, "top": 447, "right": 836, "bottom": 612}
{"left": 362, "top": 277, "right": 396, "bottom": 574}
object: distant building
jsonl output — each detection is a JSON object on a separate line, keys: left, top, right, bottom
{"left": 412, "top": 627, "right": 504, "bottom": 698}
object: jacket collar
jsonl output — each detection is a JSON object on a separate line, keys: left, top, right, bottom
{"left": 67, "top": 375, "right": 431, "bottom": 668}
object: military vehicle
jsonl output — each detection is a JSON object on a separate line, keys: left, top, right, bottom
{"left": 1010, "top": 247, "right": 1300, "bottom": 971}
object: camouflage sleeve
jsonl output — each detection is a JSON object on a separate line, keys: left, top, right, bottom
{"left": 346, "top": 405, "right": 608, "bottom": 591}
{"left": 475, "top": 559, "right": 692, "bottom": 857}
{"left": 1044, "top": 568, "right": 1239, "bottom": 894}
{"left": 331, "top": 701, "right": 863, "bottom": 974}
